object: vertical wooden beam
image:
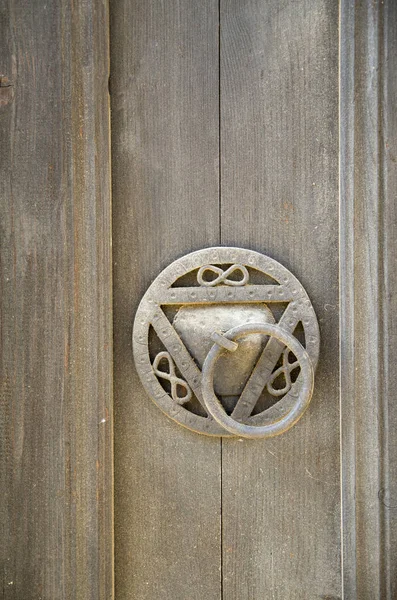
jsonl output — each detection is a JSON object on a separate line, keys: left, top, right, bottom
{"left": 220, "top": 1, "right": 340, "bottom": 597}
{"left": 0, "top": 1, "right": 113, "bottom": 598}
{"left": 340, "top": 1, "right": 397, "bottom": 598}
{"left": 110, "top": 2, "right": 221, "bottom": 599}
{"left": 382, "top": 4, "right": 397, "bottom": 595}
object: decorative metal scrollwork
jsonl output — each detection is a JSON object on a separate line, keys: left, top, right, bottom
{"left": 197, "top": 264, "right": 249, "bottom": 287}
{"left": 152, "top": 352, "right": 192, "bottom": 405}
{"left": 133, "top": 247, "right": 320, "bottom": 438}
{"left": 266, "top": 346, "right": 300, "bottom": 397}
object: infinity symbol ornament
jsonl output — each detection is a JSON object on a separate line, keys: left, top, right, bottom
{"left": 133, "top": 247, "right": 320, "bottom": 437}
{"left": 266, "top": 346, "right": 300, "bottom": 397}
{"left": 152, "top": 352, "right": 192, "bottom": 405}
{"left": 197, "top": 264, "right": 249, "bottom": 287}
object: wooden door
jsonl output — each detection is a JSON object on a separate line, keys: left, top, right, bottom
{"left": 111, "top": 0, "right": 397, "bottom": 599}
{"left": 2, "top": 1, "right": 397, "bottom": 599}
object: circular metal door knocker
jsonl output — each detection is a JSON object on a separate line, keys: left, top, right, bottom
{"left": 133, "top": 247, "right": 320, "bottom": 438}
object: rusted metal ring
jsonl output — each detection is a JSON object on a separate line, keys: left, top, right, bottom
{"left": 201, "top": 323, "right": 314, "bottom": 439}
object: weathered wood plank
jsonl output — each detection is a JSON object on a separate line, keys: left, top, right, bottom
{"left": 383, "top": 5, "right": 397, "bottom": 596}
{"left": 220, "top": 1, "right": 340, "bottom": 598}
{"left": 0, "top": 1, "right": 113, "bottom": 598}
{"left": 110, "top": 1, "right": 221, "bottom": 598}
{"left": 340, "top": 1, "right": 397, "bottom": 597}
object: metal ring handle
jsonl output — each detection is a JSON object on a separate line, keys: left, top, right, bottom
{"left": 201, "top": 323, "right": 315, "bottom": 439}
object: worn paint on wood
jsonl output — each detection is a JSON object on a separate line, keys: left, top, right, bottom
{"left": 0, "top": 1, "right": 113, "bottom": 598}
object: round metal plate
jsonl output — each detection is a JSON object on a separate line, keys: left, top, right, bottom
{"left": 133, "top": 247, "right": 320, "bottom": 437}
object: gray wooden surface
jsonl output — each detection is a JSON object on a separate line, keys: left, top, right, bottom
{"left": 340, "top": 1, "right": 397, "bottom": 598}
{"left": 112, "top": 1, "right": 341, "bottom": 599}
{"left": 0, "top": 1, "right": 113, "bottom": 598}
{"left": 383, "top": 5, "right": 397, "bottom": 596}
{"left": 220, "top": 1, "right": 340, "bottom": 598}
{"left": 2, "top": 0, "right": 396, "bottom": 597}
{"left": 378, "top": 0, "right": 397, "bottom": 600}
{"left": 110, "top": 1, "right": 222, "bottom": 599}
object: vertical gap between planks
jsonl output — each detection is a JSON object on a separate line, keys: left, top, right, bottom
{"left": 218, "top": 1, "right": 224, "bottom": 599}
{"left": 219, "top": 0, "right": 222, "bottom": 247}
{"left": 377, "top": 4, "right": 389, "bottom": 596}
{"left": 107, "top": 0, "right": 115, "bottom": 593}
{"left": 220, "top": 439, "right": 223, "bottom": 600}
{"left": 338, "top": 2, "right": 356, "bottom": 596}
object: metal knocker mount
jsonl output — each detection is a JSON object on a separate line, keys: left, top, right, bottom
{"left": 133, "top": 247, "right": 319, "bottom": 438}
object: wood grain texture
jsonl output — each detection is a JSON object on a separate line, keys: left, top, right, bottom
{"left": 220, "top": 1, "right": 340, "bottom": 598}
{"left": 0, "top": 1, "right": 113, "bottom": 599}
{"left": 340, "top": 1, "right": 397, "bottom": 598}
{"left": 110, "top": 1, "right": 221, "bottom": 599}
{"left": 382, "top": 4, "right": 397, "bottom": 596}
